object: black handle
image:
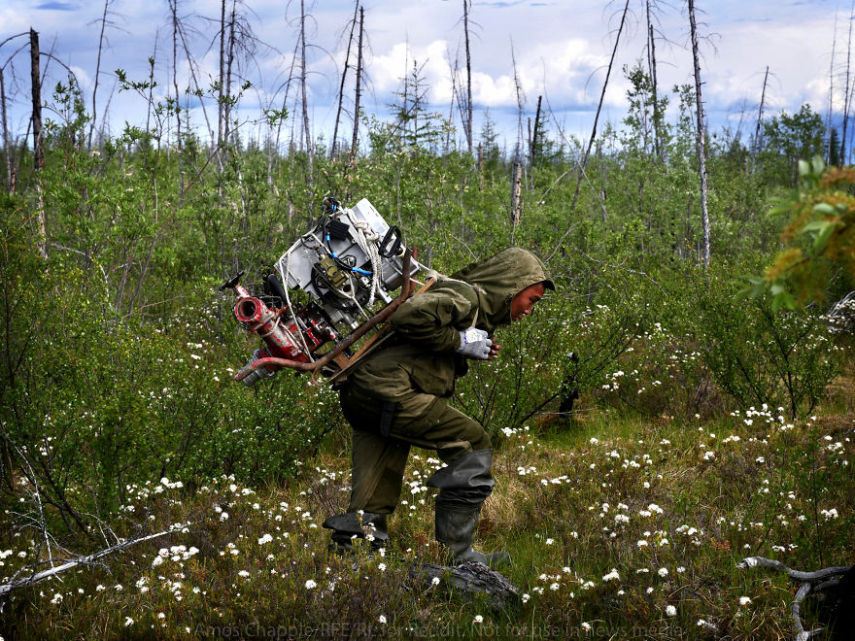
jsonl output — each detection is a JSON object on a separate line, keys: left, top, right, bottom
{"left": 379, "top": 225, "right": 403, "bottom": 258}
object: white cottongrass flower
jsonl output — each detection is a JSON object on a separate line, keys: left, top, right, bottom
{"left": 739, "top": 596, "right": 752, "bottom": 606}
{"left": 473, "top": 615, "right": 483, "bottom": 624}
{"left": 378, "top": 615, "right": 387, "bottom": 624}
{"left": 431, "top": 576, "right": 440, "bottom": 586}
{"left": 657, "top": 567, "right": 669, "bottom": 578}
{"left": 124, "top": 617, "right": 134, "bottom": 627}
{"left": 304, "top": 579, "right": 317, "bottom": 589}
{"left": 581, "top": 622, "right": 592, "bottom": 632}
{"left": 258, "top": 533, "right": 273, "bottom": 545}
{"left": 602, "top": 569, "right": 620, "bottom": 582}
{"left": 665, "top": 605, "right": 677, "bottom": 617}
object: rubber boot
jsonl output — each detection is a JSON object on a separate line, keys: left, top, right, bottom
{"left": 434, "top": 504, "right": 509, "bottom": 569}
{"left": 323, "top": 512, "right": 363, "bottom": 556}
{"left": 362, "top": 512, "right": 389, "bottom": 553}
{"left": 323, "top": 512, "right": 389, "bottom": 556}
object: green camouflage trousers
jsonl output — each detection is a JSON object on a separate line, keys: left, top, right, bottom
{"left": 339, "top": 379, "right": 491, "bottom": 515}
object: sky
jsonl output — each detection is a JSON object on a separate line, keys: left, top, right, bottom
{"left": 0, "top": 0, "right": 847, "bottom": 153}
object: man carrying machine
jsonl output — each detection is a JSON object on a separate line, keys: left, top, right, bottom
{"left": 323, "top": 247, "right": 553, "bottom": 567}
{"left": 223, "top": 198, "right": 553, "bottom": 568}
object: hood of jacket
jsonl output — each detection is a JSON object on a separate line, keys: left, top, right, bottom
{"left": 451, "top": 247, "right": 553, "bottom": 332}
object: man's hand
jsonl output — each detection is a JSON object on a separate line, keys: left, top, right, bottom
{"left": 456, "top": 328, "right": 496, "bottom": 360}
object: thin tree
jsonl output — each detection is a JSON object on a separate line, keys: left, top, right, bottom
{"left": 546, "top": 0, "right": 630, "bottom": 262}
{"left": 688, "top": 0, "right": 711, "bottom": 268}
{"left": 224, "top": 0, "right": 237, "bottom": 144}
{"left": 842, "top": 0, "right": 854, "bottom": 165}
{"left": 299, "top": 0, "right": 313, "bottom": 184}
{"left": 87, "top": 0, "right": 116, "bottom": 149}
{"left": 530, "top": 94, "right": 542, "bottom": 168}
{"left": 217, "top": 0, "right": 227, "bottom": 173}
{"left": 510, "top": 39, "right": 524, "bottom": 241}
{"left": 351, "top": 5, "right": 364, "bottom": 162}
{"left": 750, "top": 65, "right": 769, "bottom": 176}
{"left": 330, "top": 1, "right": 359, "bottom": 159}
{"left": 827, "top": 11, "right": 838, "bottom": 164}
{"left": 646, "top": 0, "right": 663, "bottom": 160}
{"left": 30, "top": 28, "right": 47, "bottom": 259}
{"left": 0, "top": 34, "right": 29, "bottom": 193}
{"left": 0, "top": 67, "right": 9, "bottom": 192}
{"left": 462, "top": 0, "right": 473, "bottom": 154}
{"left": 169, "top": 0, "right": 184, "bottom": 198}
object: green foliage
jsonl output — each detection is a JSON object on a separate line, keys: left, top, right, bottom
{"left": 694, "top": 269, "right": 839, "bottom": 419}
{"left": 753, "top": 156, "right": 855, "bottom": 310}
{"left": 759, "top": 104, "right": 825, "bottom": 186}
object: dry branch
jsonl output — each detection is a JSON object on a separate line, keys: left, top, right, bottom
{"left": 0, "top": 530, "right": 171, "bottom": 598}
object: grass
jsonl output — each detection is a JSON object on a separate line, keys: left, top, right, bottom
{"left": 0, "top": 399, "right": 853, "bottom": 640}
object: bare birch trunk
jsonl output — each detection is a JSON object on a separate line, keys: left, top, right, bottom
{"left": 842, "top": 0, "right": 854, "bottom": 165}
{"left": 300, "top": 0, "right": 313, "bottom": 185}
{"left": 88, "top": 0, "right": 112, "bottom": 150}
{"left": 828, "top": 12, "right": 838, "bottom": 164}
{"left": 225, "top": 1, "right": 237, "bottom": 145}
{"left": 750, "top": 65, "right": 769, "bottom": 176}
{"left": 217, "top": 0, "right": 226, "bottom": 176}
{"left": 331, "top": 0, "right": 359, "bottom": 160}
{"left": 1, "top": 68, "right": 12, "bottom": 193}
{"left": 646, "top": 0, "right": 662, "bottom": 160}
{"left": 510, "top": 40, "right": 525, "bottom": 235}
{"left": 545, "top": 0, "right": 629, "bottom": 263}
{"left": 510, "top": 153, "right": 523, "bottom": 243}
{"left": 462, "top": 0, "right": 473, "bottom": 154}
{"left": 351, "top": 5, "right": 364, "bottom": 163}
{"left": 530, "top": 94, "right": 542, "bottom": 168}
{"left": 688, "top": 0, "right": 710, "bottom": 268}
{"left": 30, "top": 28, "right": 47, "bottom": 259}
{"left": 170, "top": 0, "right": 184, "bottom": 198}
{"left": 568, "top": 0, "right": 628, "bottom": 213}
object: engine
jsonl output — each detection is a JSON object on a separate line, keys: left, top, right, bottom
{"left": 222, "top": 197, "right": 421, "bottom": 385}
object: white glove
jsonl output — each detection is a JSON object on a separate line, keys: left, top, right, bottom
{"left": 456, "top": 328, "right": 492, "bottom": 360}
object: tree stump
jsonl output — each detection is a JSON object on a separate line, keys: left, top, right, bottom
{"left": 408, "top": 561, "right": 520, "bottom": 609}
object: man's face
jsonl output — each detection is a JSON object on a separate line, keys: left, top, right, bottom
{"left": 510, "top": 282, "right": 546, "bottom": 322}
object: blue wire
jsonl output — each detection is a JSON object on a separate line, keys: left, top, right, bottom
{"left": 325, "top": 233, "right": 373, "bottom": 276}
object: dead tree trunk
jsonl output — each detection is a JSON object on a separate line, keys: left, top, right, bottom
{"left": 462, "top": 0, "right": 473, "bottom": 154}
{"left": 530, "top": 94, "right": 542, "bottom": 169}
{"left": 828, "top": 12, "right": 839, "bottom": 164}
{"left": 750, "top": 65, "right": 769, "bottom": 176}
{"left": 224, "top": 1, "right": 237, "bottom": 145}
{"left": 688, "top": 0, "right": 711, "bottom": 268}
{"left": 646, "top": 0, "right": 663, "bottom": 161}
{"left": 1, "top": 67, "right": 12, "bottom": 193}
{"left": 568, "top": 1, "right": 627, "bottom": 212}
{"left": 510, "top": 154, "right": 523, "bottom": 238}
{"left": 30, "top": 28, "right": 47, "bottom": 259}
{"left": 331, "top": 1, "right": 359, "bottom": 159}
{"left": 217, "top": 0, "right": 226, "bottom": 176}
{"left": 545, "top": 0, "right": 629, "bottom": 263}
{"left": 87, "top": 0, "right": 112, "bottom": 150}
{"left": 843, "top": 0, "right": 854, "bottom": 165}
{"left": 510, "top": 38, "right": 524, "bottom": 237}
{"left": 351, "top": 5, "right": 364, "bottom": 163}
{"left": 170, "top": 0, "right": 184, "bottom": 198}
{"left": 300, "top": 0, "right": 313, "bottom": 185}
